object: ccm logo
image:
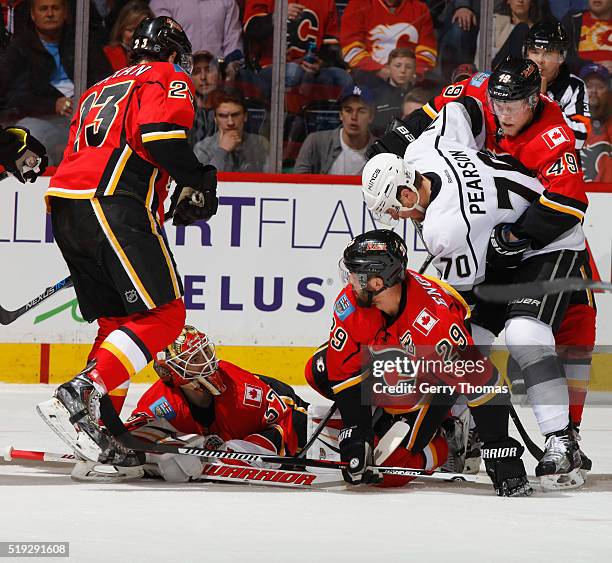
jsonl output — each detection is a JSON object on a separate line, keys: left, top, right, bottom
{"left": 482, "top": 447, "right": 517, "bottom": 459}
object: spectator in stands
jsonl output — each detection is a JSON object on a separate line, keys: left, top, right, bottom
{"left": 490, "top": 0, "right": 552, "bottom": 68}
{"left": 372, "top": 47, "right": 417, "bottom": 136}
{"left": 149, "top": 0, "right": 243, "bottom": 60}
{"left": 243, "top": 0, "right": 351, "bottom": 103}
{"left": 524, "top": 21, "right": 591, "bottom": 151}
{"left": 401, "top": 86, "right": 431, "bottom": 117}
{"left": 450, "top": 62, "right": 478, "bottom": 83}
{"left": 580, "top": 63, "right": 611, "bottom": 181}
{"left": 103, "top": 1, "right": 153, "bottom": 72}
{"left": 2, "top": 0, "right": 111, "bottom": 165}
{"left": 193, "top": 90, "right": 269, "bottom": 172}
{"left": 189, "top": 51, "right": 221, "bottom": 146}
{"left": 562, "top": 0, "right": 612, "bottom": 74}
{"left": 551, "top": 1, "right": 587, "bottom": 21}
{"left": 340, "top": 0, "right": 437, "bottom": 86}
{"left": 437, "top": 1, "right": 479, "bottom": 83}
{"left": 294, "top": 84, "right": 376, "bottom": 175}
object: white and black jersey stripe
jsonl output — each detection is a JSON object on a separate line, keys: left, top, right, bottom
{"left": 547, "top": 65, "right": 591, "bottom": 151}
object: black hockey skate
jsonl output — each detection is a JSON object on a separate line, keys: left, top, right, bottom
{"left": 464, "top": 427, "right": 482, "bottom": 474}
{"left": 37, "top": 363, "right": 143, "bottom": 467}
{"left": 536, "top": 426, "right": 584, "bottom": 490}
{"left": 440, "top": 414, "right": 468, "bottom": 473}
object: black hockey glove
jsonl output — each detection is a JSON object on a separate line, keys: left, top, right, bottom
{"left": 1, "top": 127, "right": 48, "bottom": 183}
{"left": 482, "top": 437, "right": 533, "bottom": 497}
{"left": 171, "top": 165, "right": 219, "bottom": 226}
{"left": 339, "top": 426, "right": 382, "bottom": 485}
{"left": 365, "top": 116, "right": 416, "bottom": 160}
{"left": 486, "top": 223, "right": 530, "bottom": 270}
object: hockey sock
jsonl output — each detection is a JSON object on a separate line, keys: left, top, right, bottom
{"left": 90, "top": 298, "right": 185, "bottom": 413}
{"left": 565, "top": 360, "right": 591, "bottom": 426}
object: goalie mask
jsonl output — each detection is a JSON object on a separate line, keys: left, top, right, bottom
{"left": 362, "top": 153, "right": 424, "bottom": 226}
{"left": 154, "top": 326, "right": 226, "bottom": 395}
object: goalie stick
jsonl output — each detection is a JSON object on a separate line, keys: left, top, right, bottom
{"left": 1, "top": 446, "right": 506, "bottom": 486}
{"left": 0, "top": 211, "right": 177, "bottom": 325}
{"left": 474, "top": 278, "right": 612, "bottom": 303}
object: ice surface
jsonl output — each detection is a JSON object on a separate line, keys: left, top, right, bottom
{"left": 1, "top": 384, "right": 611, "bottom": 563}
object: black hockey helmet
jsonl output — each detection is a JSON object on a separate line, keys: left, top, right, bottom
{"left": 523, "top": 21, "right": 569, "bottom": 59}
{"left": 131, "top": 16, "right": 193, "bottom": 73}
{"left": 488, "top": 57, "right": 541, "bottom": 102}
{"left": 342, "top": 229, "right": 408, "bottom": 290}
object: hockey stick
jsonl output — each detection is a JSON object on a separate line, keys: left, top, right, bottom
{"left": 1, "top": 447, "right": 345, "bottom": 488}
{"left": 1, "top": 446, "right": 498, "bottom": 486}
{"left": 474, "top": 278, "right": 612, "bottom": 303}
{"left": 411, "top": 218, "right": 434, "bottom": 274}
{"left": 509, "top": 405, "right": 544, "bottom": 461}
{"left": 0, "top": 277, "right": 74, "bottom": 325}
{"left": 0, "top": 211, "right": 178, "bottom": 325}
{"left": 297, "top": 403, "right": 337, "bottom": 458}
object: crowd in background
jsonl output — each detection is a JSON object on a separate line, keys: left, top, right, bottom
{"left": 0, "top": 0, "right": 610, "bottom": 180}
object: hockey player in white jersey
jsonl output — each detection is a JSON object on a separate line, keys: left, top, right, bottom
{"left": 362, "top": 97, "right": 587, "bottom": 489}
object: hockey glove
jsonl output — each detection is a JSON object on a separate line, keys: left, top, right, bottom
{"left": 2, "top": 127, "right": 48, "bottom": 183}
{"left": 365, "top": 117, "right": 416, "bottom": 160}
{"left": 339, "top": 426, "right": 382, "bottom": 485}
{"left": 482, "top": 437, "right": 533, "bottom": 497}
{"left": 486, "top": 223, "right": 530, "bottom": 270}
{"left": 171, "top": 164, "right": 218, "bottom": 226}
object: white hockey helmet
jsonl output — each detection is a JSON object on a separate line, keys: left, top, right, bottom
{"left": 361, "top": 153, "right": 423, "bottom": 226}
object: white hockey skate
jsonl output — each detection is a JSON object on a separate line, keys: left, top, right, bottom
{"left": 536, "top": 427, "right": 584, "bottom": 491}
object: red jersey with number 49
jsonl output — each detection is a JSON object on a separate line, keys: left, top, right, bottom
{"left": 127, "top": 360, "right": 301, "bottom": 456}
{"left": 326, "top": 270, "right": 501, "bottom": 411}
{"left": 423, "top": 72, "right": 588, "bottom": 246}
{"left": 47, "top": 62, "right": 195, "bottom": 218}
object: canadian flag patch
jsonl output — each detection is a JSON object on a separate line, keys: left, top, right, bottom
{"left": 413, "top": 308, "right": 439, "bottom": 336}
{"left": 243, "top": 384, "right": 263, "bottom": 407}
{"left": 542, "top": 127, "right": 570, "bottom": 149}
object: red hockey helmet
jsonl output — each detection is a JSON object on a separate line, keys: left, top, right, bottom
{"left": 154, "top": 326, "right": 226, "bottom": 395}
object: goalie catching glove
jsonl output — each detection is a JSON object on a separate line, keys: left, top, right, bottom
{"left": 0, "top": 127, "right": 48, "bottom": 183}
{"left": 486, "top": 223, "right": 531, "bottom": 270}
{"left": 339, "top": 426, "right": 382, "bottom": 485}
{"left": 171, "top": 164, "right": 219, "bottom": 226}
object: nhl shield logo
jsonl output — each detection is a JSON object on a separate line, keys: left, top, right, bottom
{"left": 125, "top": 289, "right": 138, "bottom": 303}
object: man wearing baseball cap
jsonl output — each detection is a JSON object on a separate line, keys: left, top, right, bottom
{"left": 580, "top": 63, "right": 611, "bottom": 182}
{"left": 294, "top": 85, "right": 377, "bottom": 175}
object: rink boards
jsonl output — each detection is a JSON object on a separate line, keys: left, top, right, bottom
{"left": 0, "top": 174, "right": 610, "bottom": 386}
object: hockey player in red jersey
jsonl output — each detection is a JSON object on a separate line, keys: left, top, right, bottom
{"left": 0, "top": 126, "right": 47, "bottom": 182}
{"left": 120, "top": 326, "right": 309, "bottom": 482}
{"left": 306, "top": 230, "right": 532, "bottom": 496}
{"left": 37, "top": 17, "right": 219, "bottom": 470}
{"left": 368, "top": 58, "right": 595, "bottom": 485}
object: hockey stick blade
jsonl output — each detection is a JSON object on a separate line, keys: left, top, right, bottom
{"left": 0, "top": 277, "right": 74, "bottom": 325}
{"left": 474, "top": 278, "right": 612, "bottom": 303}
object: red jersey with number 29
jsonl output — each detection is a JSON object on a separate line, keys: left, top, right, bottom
{"left": 326, "top": 270, "right": 501, "bottom": 411}
{"left": 47, "top": 62, "right": 195, "bottom": 219}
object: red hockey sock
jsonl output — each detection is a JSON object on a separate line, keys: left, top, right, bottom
{"left": 89, "top": 298, "right": 185, "bottom": 414}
